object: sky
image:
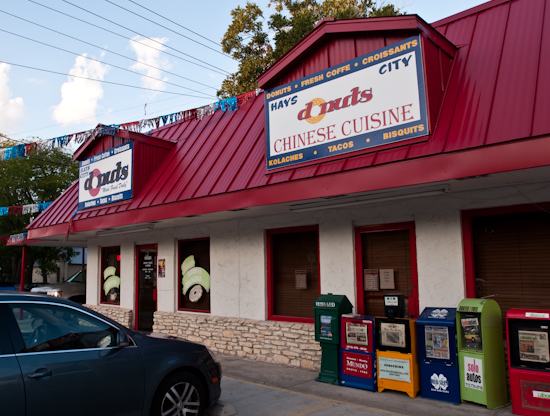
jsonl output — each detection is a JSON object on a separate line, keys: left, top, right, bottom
{"left": 0, "top": 0, "right": 488, "bottom": 149}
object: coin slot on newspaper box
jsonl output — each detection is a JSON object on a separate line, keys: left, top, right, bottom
{"left": 384, "top": 294, "right": 405, "bottom": 319}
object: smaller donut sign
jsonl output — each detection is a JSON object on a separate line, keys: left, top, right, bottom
{"left": 78, "top": 142, "right": 133, "bottom": 210}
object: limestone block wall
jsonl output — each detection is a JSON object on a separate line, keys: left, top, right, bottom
{"left": 86, "top": 304, "right": 134, "bottom": 329}
{"left": 154, "top": 312, "right": 322, "bottom": 370}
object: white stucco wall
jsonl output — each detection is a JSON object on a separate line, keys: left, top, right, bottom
{"left": 156, "top": 237, "right": 176, "bottom": 312}
{"left": 86, "top": 243, "right": 99, "bottom": 303}
{"left": 415, "top": 208, "right": 465, "bottom": 311}
{"left": 84, "top": 180, "right": 550, "bottom": 322}
{"left": 119, "top": 243, "right": 135, "bottom": 311}
{"left": 318, "top": 211, "right": 356, "bottom": 310}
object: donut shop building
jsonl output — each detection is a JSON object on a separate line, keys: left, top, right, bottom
{"left": 25, "top": 0, "right": 550, "bottom": 369}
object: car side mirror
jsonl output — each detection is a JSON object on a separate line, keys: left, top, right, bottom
{"left": 117, "top": 330, "right": 131, "bottom": 348}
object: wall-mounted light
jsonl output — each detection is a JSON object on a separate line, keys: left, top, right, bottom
{"left": 289, "top": 186, "right": 449, "bottom": 213}
{"left": 96, "top": 224, "right": 154, "bottom": 237}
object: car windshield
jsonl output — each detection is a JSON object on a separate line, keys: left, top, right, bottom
{"left": 66, "top": 270, "right": 86, "bottom": 283}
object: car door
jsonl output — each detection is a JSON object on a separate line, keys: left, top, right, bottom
{"left": 0, "top": 308, "right": 25, "bottom": 416}
{"left": 6, "top": 301, "right": 145, "bottom": 416}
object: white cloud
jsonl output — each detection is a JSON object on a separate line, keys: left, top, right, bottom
{"left": 129, "top": 36, "right": 171, "bottom": 93}
{"left": 0, "top": 63, "right": 25, "bottom": 133}
{"left": 52, "top": 54, "right": 109, "bottom": 125}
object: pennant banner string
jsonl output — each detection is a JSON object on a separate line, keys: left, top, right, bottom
{"left": 1, "top": 89, "right": 262, "bottom": 161}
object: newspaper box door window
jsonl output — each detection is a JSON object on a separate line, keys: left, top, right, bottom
{"left": 320, "top": 315, "right": 333, "bottom": 340}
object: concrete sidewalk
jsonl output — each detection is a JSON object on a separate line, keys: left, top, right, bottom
{"left": 212, "top": 353, "right": 514, "bottom": 416}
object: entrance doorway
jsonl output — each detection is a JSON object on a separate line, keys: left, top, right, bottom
{"left": 355, "top": 222, "right": 419, "bottom": 318}
{"left": 135, "top": 245, "right": 157, "bottom": 331}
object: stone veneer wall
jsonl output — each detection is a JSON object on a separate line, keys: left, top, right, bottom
{"left": 86, "top": 304, "right": 134, "bottom": 329}
{"left": 154, "top": 312, "right": 322, "bottom": 370}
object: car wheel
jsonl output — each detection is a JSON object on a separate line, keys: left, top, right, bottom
{"left": 152, "top": 372, "right": 206, "bottom": 416}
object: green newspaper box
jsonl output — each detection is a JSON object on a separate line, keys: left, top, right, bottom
{"left": 456, "top": 298, "right": 507, "bottom": 408}
{"left": 314, "top": 294, "right": 353, "bottom": 385}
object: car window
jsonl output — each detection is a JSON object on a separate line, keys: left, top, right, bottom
{"left": 67, "top": 270, "right": 86, "bottom": 283}
{"left": 10, "top": 303, "right": 119, "bottom": 353}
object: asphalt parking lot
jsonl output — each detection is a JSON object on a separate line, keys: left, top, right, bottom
{"left": 210, "top": 354, "right": 514, "bottom": 416}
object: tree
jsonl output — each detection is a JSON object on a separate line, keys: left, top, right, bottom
{"left": 218, "top": 0, "right": 401, "bottom": 98}
{"left": 0, "top": 138, "right": 79, "bottom": 284}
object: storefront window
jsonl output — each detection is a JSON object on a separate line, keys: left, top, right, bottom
{"left": 467, "top": 209, "right": 550, "bottom": 329}
{"left": 267, "top": 226, "right": 319, "bottom": 322}
{"left": 178, "top": 239, "right": 210, "bottom": 312}
{"left": 100, "top": 246, "right": 121, "bottom": 304}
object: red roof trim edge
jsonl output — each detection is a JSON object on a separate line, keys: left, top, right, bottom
{"left": 26, "top": 135, "right": 550, "bottom": 240}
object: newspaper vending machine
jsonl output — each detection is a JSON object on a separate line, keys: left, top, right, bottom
{"left": 314, "top": 294, "right": 353, "bottom": 385}
{"left": 340, "top": 314, "right": 377, "bottom": 391}
{"left": 507, "top": 308, "right": 550, "bottom": 416}
{"left": 456, "top": 298, "right": 507, "bottom": 409}
{"left": 416, "top": 307, "right": 460, "bottom": 404}
{"left": 376, "top": 295, "right": 420, "bottom": 398}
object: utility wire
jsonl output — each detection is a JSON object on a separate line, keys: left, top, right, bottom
{"left": 1, "top": 61, "right": 210, "bottom": 97}
{"left": 128, "top": 0, "right": 224, "bottom": 49}
{"left": 3, "top": 7, "right": 218, "bottom": 90}
{"left": 20, "top": 2, "right": 226, "bottom": 77}
{"left": 105, "top": 0, "right": 231, "bottom": 59}
{"left": 0, "top": 28, "right": 216, "bottom": 99}
{"left": 62, "top": 0, "right": 231, "bottom": 75}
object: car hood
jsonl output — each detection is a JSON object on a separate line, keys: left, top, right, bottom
{"left": 132, "top": 331, "right": 207, "bottom": 351}
{"left": 31, "top": 282, "right": 83, "bottom": 292}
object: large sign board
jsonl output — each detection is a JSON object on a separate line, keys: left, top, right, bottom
{"left": 78, "top": 142, "right": 133, "bottom": 210}
{"left": 265, "top": 35, "right": 428, "bottom": 170}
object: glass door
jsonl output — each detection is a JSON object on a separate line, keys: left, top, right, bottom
{"left": 135, "top": 245, "right": 157, "bottom": 331}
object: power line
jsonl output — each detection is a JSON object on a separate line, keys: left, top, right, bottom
{"left": 0, "top": 28, "right": 216, "bottom": 99}
{"left": 4, "top": 7, "right": 219, "bottom": 91}
{"left": 128, "top": 0, "right": 224, "bottom": 49}
{"left": 105, "top": 0, "right": 231, "bottom": 59}
{"left": 1, "top": 61, "right": 210, "bottom": 97}
{"left": 62, "top": 0, "right": 231, "bottom": 75}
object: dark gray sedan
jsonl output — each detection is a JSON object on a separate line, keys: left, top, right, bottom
{"left": 0, "top": 292, "right": 221, "bottom": 416}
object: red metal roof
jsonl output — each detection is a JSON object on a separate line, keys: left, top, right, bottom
{"left": 28, "top": 0, "right": 550, "bottom": 239}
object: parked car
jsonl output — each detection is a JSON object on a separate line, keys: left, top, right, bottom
{"left": 0, "top": 281, "right": 16, "bottom": 291}
{"left": 30, "top": 269, "right": 86, "bottom": 303}
{"left": 0, "top": 292, "right": 222, "bottom": 416}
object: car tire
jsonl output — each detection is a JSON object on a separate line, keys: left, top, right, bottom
{"left": 151, "top": 372, "right": 206, "bottom": 416}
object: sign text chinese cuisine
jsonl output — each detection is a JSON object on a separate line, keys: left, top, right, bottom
{"left": 265, "top": 36, "right": 428, "bottom": 170}
{"left": 78, "top": 142, "right": 133, "bottom": 210}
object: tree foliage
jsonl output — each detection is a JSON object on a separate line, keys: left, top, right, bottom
{"left": 218, "top": 0, "right": 401, "bottom": 98}
{"left": 0, "top": 139, "right": 79, "bottom": 284}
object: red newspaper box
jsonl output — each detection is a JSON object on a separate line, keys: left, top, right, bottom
{"left": 507, "top": 309, "right": 550, "bottom": 415}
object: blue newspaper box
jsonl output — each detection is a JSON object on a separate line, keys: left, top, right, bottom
{"left": 417, "top": 307, "right": 460, "bottom": 404}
